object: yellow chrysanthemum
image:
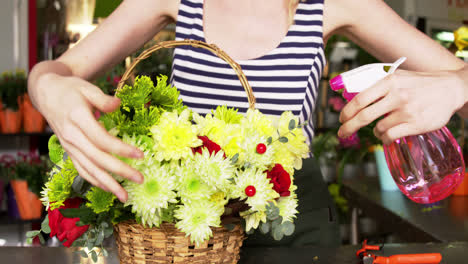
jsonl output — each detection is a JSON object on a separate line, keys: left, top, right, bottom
{"left": 242, "top": 109, "right": 275, "bottom": 138}
{"left": 151, "top": 109, "right": 202, "bottom": 161}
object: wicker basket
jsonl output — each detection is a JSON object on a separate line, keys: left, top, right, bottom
{"left": 113, "top": 40, "right": 258, "bottom": 264}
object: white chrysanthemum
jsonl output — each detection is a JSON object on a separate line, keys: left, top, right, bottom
{"left": 175, "top": 160, "right": 215, "bottom": 203}
{"left": 277, "top": 194, "right": 299, "bottom": 223}
{"left": 240, "top": 134, "right": 275, "bottom": 169}
{"left": 193, "top": 149, "right": 236, "bottom": 192}
{"left": 240, "top": 209, "right": 267, "bottom": 232}
{"left": 175, "top": 200, "right": 223, "bottom": 246}
{"left": 151, "top": 109, "right": 202, "bottom": 161}
{"left": 233, "top": 168, "right": 279, "bottom": 211}
{"left": 242, "top": 109, "right": 276, "bottom": 137}
{"left": 123, "top": 162, "right": 177, "bottom": 227}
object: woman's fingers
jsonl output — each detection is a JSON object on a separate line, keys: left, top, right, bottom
{"left": 338, "top": 92, "right": 397, "bottom": 138}
{"left": 68, "top": 106, "right": 144, "bottom": 159}
{"left": 78, "top": 83, "right": 121, "bottom": 113}
{"left": 339, "top": 76, "right": 391, "bottom": 124}
{"left": 66, "top": 126, "right": 143, "bottom": 183}
{"left": 376, "top": 122, "right": 416, "bottom": 145}
{"left": 62, "top": 141, "right": 128, "bottom": 202}
{"left": 70, "top": 156, "right": 107, "bottom": 191}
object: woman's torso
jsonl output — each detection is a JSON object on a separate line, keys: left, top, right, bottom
{"left": 171, "top": 0, "right": 326, "bottom": 145}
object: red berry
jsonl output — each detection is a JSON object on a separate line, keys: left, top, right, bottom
{"left": 245, "top": 185, "right": 256, "bottom": 197}
{"left": 256, "top": 143, "right": 267, "bottom": 154}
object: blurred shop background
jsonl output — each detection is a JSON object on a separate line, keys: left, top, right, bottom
{"left": 0, "top": 0, "right": 467, "bottom": 247}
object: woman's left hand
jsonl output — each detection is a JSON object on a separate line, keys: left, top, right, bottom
{"left": 337, "top": 69, "right": 467, "bottom": 144}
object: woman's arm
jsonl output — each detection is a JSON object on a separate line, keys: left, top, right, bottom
{"left": 28, "top": 0, "right": 179, "bottom": 202}
{"left": 325, "top": 0, "right": 468, "bottom": 144}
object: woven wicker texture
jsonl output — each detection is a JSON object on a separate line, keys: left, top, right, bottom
{"left": 114, "top": 221, "right": 245, "bottom": 264}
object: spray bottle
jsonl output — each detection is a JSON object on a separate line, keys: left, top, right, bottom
{"left": 329, "top": 57, "right": 465, "bottom": 204}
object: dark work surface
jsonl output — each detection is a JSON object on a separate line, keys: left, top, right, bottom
{"left": 1, "top": 242, "right": 467, "bottom": 264}
{"left": 342, "top": 176, "right": 468, "bottom": 242}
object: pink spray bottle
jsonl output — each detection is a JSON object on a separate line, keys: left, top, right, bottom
{"left": 329, "top": 57, "right": 465, "bottom": 204}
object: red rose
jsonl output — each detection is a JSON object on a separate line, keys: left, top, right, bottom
{"left": 266, "top": 164, "right": 291, "bottom": 197}
{"left": 48, "top": 197, "right": 89, "bottom": 247}
{"left": 192, "top": 136, "right": 225, "bottom": 157}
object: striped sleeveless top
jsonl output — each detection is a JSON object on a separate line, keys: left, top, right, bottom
{"left": 172, "top": 0, "right": 325, "bottom": 146}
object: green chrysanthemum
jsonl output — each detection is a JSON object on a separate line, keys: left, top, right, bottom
{"left": 48, "top": 135, "right": 64, "bottom": 164}
{"left": 175, "top": 160, "right": 215, "bottom": 203}
{"left": 175, "top": 200, "right": 223, "bottom": 245}
{"left": 233, "top": 168, "right": 279, "bottom": 212}
{"left": 151, "top": 109, "right": 202, "bottom": 161}
{"left": 277, "top": 194, "right": 299, "bottom": 223}
{"left": 42, "top": 158, "right": 78, "bottom": 210}
{"left": 240, "top": 209, "right": 267, "bottom": 232}
{"left": 212, "top": 105, "right": 243, "bottom": 124}
{"left": 193, "top": 149, "right": 235, "bottom": 192}
{"left": 123, "top": 162, "right": 177, "bottom": 227}
{"left": 85, "top": 187, "right": 117, "bottom": 214}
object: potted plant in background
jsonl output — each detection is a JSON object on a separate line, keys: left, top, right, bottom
{"left": 9, "top": 152, "right": 50, "bottom": 220}
{"left": 0, "top": 70, "right": 26, "bottom": 133}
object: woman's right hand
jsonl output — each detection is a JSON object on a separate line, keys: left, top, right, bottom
{"left": 33, "top": 73, "right": 144, "bottom": 202}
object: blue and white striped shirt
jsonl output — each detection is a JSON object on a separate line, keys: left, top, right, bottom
{"left": 172, "top": 0, "right": 325, "bottom": 146}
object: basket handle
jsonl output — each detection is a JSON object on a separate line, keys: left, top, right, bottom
{"left": 117, "top": 39, "right": 256, "bottom": 109}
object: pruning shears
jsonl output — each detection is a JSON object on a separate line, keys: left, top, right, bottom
{"left": 356, "top": 240, "right": 442, "bottom": 264}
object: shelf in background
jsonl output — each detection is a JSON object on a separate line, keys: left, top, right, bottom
{"left": 0, "top": 132, "right": 53, "bottom": 137}
{"left": 0, "top": 211, "right": 43, "bottom": 225}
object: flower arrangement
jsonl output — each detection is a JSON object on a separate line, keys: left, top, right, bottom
{"left": 29, "top": 74, "right": 309, "bottom": 261}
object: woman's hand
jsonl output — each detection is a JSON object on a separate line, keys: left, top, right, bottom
{"left": 33, "top": 73, "right": 144, "bottom": 202}
{"left": 337, "top": 69, "right": 467, "bottom": 144}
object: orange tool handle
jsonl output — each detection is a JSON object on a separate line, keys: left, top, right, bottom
{"left": 374, "top": 253, "right": 442, "bottom": 264}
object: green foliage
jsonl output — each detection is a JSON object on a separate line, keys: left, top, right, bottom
{"left": 46, "top": 158, "right": 78, "bottom": 209}
{"left": 48, "top": 135, "right": 64, "bottom": 164}
{"left": 0, "top": 70, "right": 27, "bottom": 111}
{"left": 9, "top": 154, "right": 51, "bottom": 197}
{"left": 100, "top": 75, "right": 185, "bottom": 137}
{"left": 85, "top": 187, "right": 117, "bottom": 214}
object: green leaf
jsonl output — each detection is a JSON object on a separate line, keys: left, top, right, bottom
{"left": 91, "top": 250, "right": 98, "bottom": 263}
{"left": 104, "top": 226, "right": 114, "bottom": 237}
{"left": 246, "top": 228, "right": 255, "bottom": 235}
{"left": 102, "top": 248, "right": 108, "bottom": 257}
{"left": 281, "top": 221, "right": 295, "bottom": 236}
{"left": 272, "top": 226, "right": 284, "bottom": 241}
{"left": 278, "top": 137, "right": 289, "bottom": 143}
{"left": 259, "top": 222, "right": 270, "bottom": 234}
{"left": 41, "top": 217, "right": 51, "bottom": 234}
{"left": 271, "top": 216, "right": 283, "bottom": 228}
{"left": 288, "top": 119, "right": 296, "bottom": 130}
{"left": 72, "top": 239, "right": 86, "bottom": 247}
{"left": 87, "top": 240, "right": 94, "bottom": 251}
{"left": 80, "top": 250, "right": 88, "bottom": 258}
{"left": 26, "top": 238, "right": 33, "bottom": 244}
{"left": 266, "top": 137, "right": 272, "bottom": 145}
{"left": 71, "top": 175, "right": 86, "bottom": 195}
{"left": 26, "top": 230, "right": 40, "bottom": 238}
{"left": 231, "top": 153, "right": 239, "bottom": 164}
{"left": 60, "top": 207, "right": 96, "bottom": 224}
{"left": 100, "top": 222, "right": 109, "bottom": 229}
{"left": 95, "top": 230, "right": 105, "bottom": 245}
{"left": 266, "top": 202, "right": 280, "bottom": 221}
{"left": 38, "top": 233, "right": 45, "bottom": 244}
